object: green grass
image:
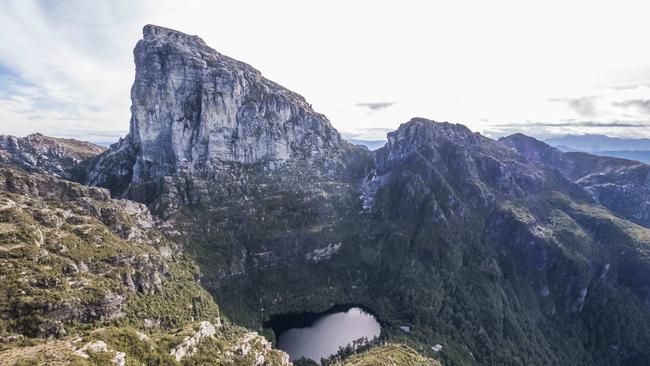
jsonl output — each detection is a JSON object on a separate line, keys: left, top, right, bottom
{"left": 336, "top": 344, "right": 440, "bottom": 366}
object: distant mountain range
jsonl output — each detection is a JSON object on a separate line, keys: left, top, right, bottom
{"left": 544, "top": 134, "right": 650, "bottom": 163}
{"left": 545, "top": 134, "right": 650, "bottom": 151}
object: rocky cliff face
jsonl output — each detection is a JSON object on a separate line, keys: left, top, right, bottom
{"left": 500, "top": 133, "right": 650, "bottom": 228}
{"left": 0, "top": 133, "right": 105, "bottom": 179}
{"left": 83, "top": 25, "right": 365, "bottom": 212}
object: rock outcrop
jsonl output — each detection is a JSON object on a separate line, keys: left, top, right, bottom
{"left": 83, "top": 25, "right": 366, "bottom": 211}
{"left": 0, "top": 165, "right": 179, "bottom": 336}
{"left": 170, "top": 320, "right": 217, "bottom": 361}
{"left": 0, "top": 164, "right": 293, "bottom": 365}
{"left": 0, "top": 133, "right": 105, "bottom": 179}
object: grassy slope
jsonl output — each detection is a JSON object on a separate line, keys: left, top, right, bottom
{"left": 0, "top": 165, "right": 289, "bottom": 365}
{"left": 337, "top": 344, "right": 440, "bottom": 366}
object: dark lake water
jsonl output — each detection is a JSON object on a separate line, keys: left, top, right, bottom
{"left": 266, "top": 305, "right": 381, "bottom": 362}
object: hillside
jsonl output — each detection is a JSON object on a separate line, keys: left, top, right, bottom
{"left": 0, "top": 133, "right": 105, "bottom": 179}
{"left": 500, "top": 133, "right": 650, "bottom": 228}
{"left": 0, "top": 165, "right": 289, "bottom": 365}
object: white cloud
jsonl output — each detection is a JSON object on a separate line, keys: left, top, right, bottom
{"left": 1, "top": 0, "right": 650, "bottom": 142}
{"left": 0, "top": 0, "right": 156, "bottom": 141}
{"left": 483, "top": 86, "right": 650, "bottom": 139}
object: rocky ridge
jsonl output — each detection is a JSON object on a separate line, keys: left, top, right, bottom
{"left": 500, "top": 133, "right": 650, "bottom": 228}
{"left": 0, "top": 133, "right": 105, "bottom": 179}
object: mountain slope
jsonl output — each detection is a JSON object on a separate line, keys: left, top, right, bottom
{"left": 0, "top": 133, "right": 105, "bottom": 179}
{"left": 0, "top": 164, "right": 290, "bottom": 365}
{"left": 500, "top": 133, "right": 650, "bottom": 228}
{"left": 498, "top": 133, "right": 637, "bottom": 180}
{"left": 336, "top": 344, "right": 441, "bottom": 366}
{"left": 163, "top": 118, "right": 650, "bottom": 365}
{"left": 545, "top": 134, "right": 650, "bottom": 152}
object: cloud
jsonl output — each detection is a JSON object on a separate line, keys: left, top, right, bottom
{"left": 551, "top": 96, "right": 598, "bottom": 117}
{"left": 0, "top": 0, "right": 159, "bottom": 141}
{"left": 484, "top": 120, "right": 650, "bottom": 140}
{"left": 495, "top": 121, "right": 650, "bottom": 128}
{"left": 613, "top": 99, "right": 650, "bottom": 114}
{"left": 355, "top": 102, "right": 395, "bottom": 111}
{"left": 340, "top": 127, "right": 393, "bottom": 140}
{"left": 550, "top": 86, "right": 650, "bottom": 120}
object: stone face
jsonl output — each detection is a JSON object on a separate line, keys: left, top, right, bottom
{"left": 84, "top": 25, "right": 359, "bottom": 208}
{"left": 0, "top": 133, "right": 105, "bottom": 179}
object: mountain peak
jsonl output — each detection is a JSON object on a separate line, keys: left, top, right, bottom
{"left": 84, "top": 25, "right": 353, "bottom": 206}
{"left": 142, "top": 24, "right": 206, "bottom": 46}
{"left": 386, "top": 117, "right": 481, "bottom": 154}
{"left": 499, "top": 133, "right": 563, "bottom": 161}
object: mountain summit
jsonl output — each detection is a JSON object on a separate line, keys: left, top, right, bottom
{"left": 82, "top": 25, "right": 361, "bottom": 210}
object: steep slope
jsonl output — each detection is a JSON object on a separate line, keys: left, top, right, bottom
{"left": 0, "top": 165, "right": 289, "bottom": 365}
{"left": 0, "top": 133, "right": 105, "bottom": 179}
{"left": 80, "top": 24, "right": 368, "bottom": 213}
{"left": 357, "top": 120, "right": 650, "bottom": 365}
{"left": 500, "top": 133, "right": 650, "bottom": 228}
{"left": 577, "top": 164, "right": 650, "bottom": 227}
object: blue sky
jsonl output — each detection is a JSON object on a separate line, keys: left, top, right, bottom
{"left": 2, "top": 0, "right": 650, "bottom": 143}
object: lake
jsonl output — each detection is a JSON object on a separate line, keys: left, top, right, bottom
{"left": 268, "top": 306, "right": 381, "bottom": 362}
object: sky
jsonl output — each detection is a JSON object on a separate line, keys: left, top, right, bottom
{"left": 1, "top": 0, "right": 650, "bottom": 144}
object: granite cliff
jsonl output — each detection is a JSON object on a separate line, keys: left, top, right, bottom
{"left": 81, "top": 25, "right": 367, "bottom": 213}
